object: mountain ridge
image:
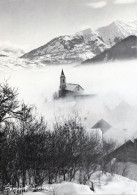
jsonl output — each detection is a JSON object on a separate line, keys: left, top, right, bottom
{"left": 82, "top": 35, "right": 137, "bottom": 64}
{"left": 96, "top": 20, "right": 137, "bottom": 46}
{"left": 20, "top": 20, "right": 137, "bottom": 64}
{"left": 21, "top": 29, "right": 107, "bottom": 64}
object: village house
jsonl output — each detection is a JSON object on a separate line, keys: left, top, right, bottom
{"left": 91, "top": 119, "right": 112, "bottom": 134}
{"left": 106, "top": 138, "right": 137, "bottom": 164}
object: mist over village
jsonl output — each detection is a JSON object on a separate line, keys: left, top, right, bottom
{"left": 0, "top": 0, "right": 137, "bottom": 195}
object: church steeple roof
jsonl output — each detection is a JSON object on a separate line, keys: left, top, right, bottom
{"left": 61, "top": 69, "right": 65, "bottom": 77}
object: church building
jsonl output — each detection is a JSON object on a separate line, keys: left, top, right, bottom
{"left": 59, "top": 70, "right": 84, "bottom": 98}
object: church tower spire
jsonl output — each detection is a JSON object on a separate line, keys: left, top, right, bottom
{"left": 60, "top": 69, "right": 66, "bottom": 90}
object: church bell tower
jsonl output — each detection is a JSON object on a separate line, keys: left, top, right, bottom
{"left": 60, "top": 69, "right": 66, "bottom": 90}
{"left": 59, "top": 69, "right": 66, "bottom": 97}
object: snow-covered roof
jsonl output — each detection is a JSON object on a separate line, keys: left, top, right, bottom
{"left": 92, "top": 119, "right": 111, "bottom": 134}
{"left": 66, "top": 83, "right": 84, "bottom": 92}
{"left": 130, "top": 132, "right": 137, "bottom": 142}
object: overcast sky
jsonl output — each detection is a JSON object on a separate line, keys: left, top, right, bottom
{"left": 0, "top": 0, "right": 136, "bottom": 51}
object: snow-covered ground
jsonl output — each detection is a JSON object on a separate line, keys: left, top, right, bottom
{"left": 93, "top": 172, "right": 137, "bottom": 194}
{"left": 22, "top": 173, "right": 137, "bottom": 195}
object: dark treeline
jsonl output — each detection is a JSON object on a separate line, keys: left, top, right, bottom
{"left": 0, "top": 83, "right": 115, "bottom": 190}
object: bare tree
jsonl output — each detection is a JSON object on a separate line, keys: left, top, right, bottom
{"left": 0, "top": 82, "right": 32, "bottom": 124}
{"left": 79, "top": 133, "right": 101, "bottom": 184}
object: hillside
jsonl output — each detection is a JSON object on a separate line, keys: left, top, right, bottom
{"left": 21, "top": 29, "right": 107, "bottom": 64}
{"left": 20, "top": 20, "right": 137, "bottom": 64}
{"left": 97, "top": 20, "right": 137, "bottom": 46}
{"left": 82, "top": 36, "right": 137, "bottom": 64}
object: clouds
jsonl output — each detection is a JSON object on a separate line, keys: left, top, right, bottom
{"left": 86, "top": 0, "right": 136, "bottom": 9}
{"left": 86, "top": 1, "right": 107, "bottom": 9}
{"left": 0, "top": 0, "right": 136, "bottom": 49}
{"left": 114, "top": 0, "right": 136, "bottom": 4}
{"left": 79, "top": 24, "right": 91, "bottom": 31}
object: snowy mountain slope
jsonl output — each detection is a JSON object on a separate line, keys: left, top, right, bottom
{"left": 21, "top": 20, "right": 137, "bottom": 64}
{"left": 82, "top": 35, "right": 137, "bottom": 64}
{"left": 21, "top": 29, "right": 108, "bottom": 64}
{"left": 97, "top": 20, "right": 137, "bottom": 46}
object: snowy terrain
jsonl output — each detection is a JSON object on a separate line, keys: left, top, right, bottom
{"left": 83, "top": 35, "right": 137, "bottom": 63}
{"left": 91, "top": 172, "right": 137, "bottom": 194}
{"left": 23, "top": 173, "right": 137, "bottom": 195}
{"left": 97, "top": 20, "right": 137, "bottom": 46}
{"left": 21, "top": 28, "right": 107, "bottom": 64}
